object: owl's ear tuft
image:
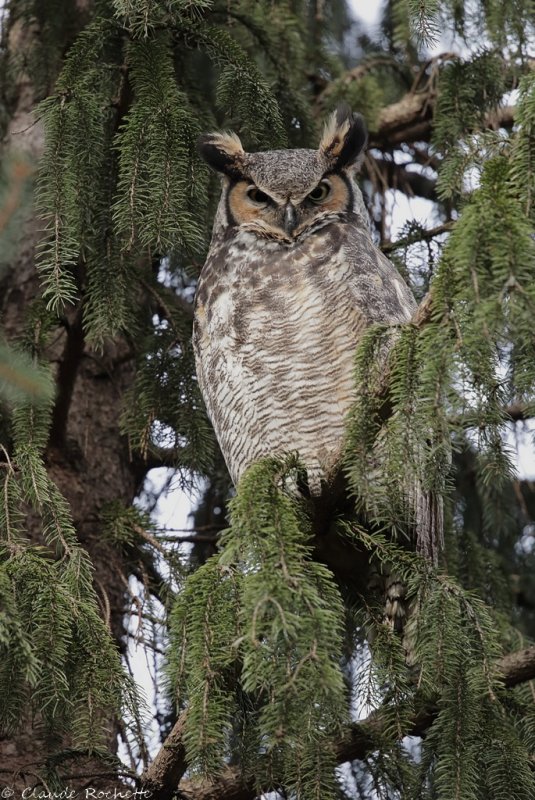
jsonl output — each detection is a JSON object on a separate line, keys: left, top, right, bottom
{"left": 320, "top": 105, "right": 368, "bottom": 171}
{"left": 197, "top": 132, "right": 245, "bottom": 178}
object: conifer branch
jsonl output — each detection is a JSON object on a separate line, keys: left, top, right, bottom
{"left": 158, "top": 532, "right": 220, "bottom": 543}
{"left": 142, "top": 646, "right": 535, "bottom": 800}
{"left": 140, "top": 278, "right": 194, "bottom": 322}
{"left": 142, "top": 446, "right": 186, "bottom": 470}
{"left": 318, "top": 60, "right": 520, "bottom": 150}
{"left": 453, "top": 403, "right": 535, "bottom": 427}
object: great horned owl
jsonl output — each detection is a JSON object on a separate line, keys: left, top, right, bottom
{"left": 193, "top": 106, "right": 417, "bottom": 501}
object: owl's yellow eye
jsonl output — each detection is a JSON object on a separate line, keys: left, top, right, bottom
{"left": 307, "top": 181, "right": 331, "bottom": 204}
{"left": 247, "top": 185, "right": 271, "bottom": 205}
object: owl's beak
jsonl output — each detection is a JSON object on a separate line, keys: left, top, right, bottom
{"left": 283, "top": 203, "right": 297, "bottom": 236}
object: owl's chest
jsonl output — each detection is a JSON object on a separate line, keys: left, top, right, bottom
{"left": 194, "top": 234, "right": 363, "bottom": 359}
{"left": 193, "top": 232, "right": 376, "bottom": 485}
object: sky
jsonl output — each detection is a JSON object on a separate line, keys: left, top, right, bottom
{"left": 349, "top": 0, "right": 382, "bottom": 28}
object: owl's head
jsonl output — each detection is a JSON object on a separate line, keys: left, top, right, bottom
{"left": 198, "top": 105, "right": 368, "bottom": 242}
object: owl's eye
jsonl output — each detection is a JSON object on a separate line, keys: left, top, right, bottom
{"left": 307, "top": 181, "right": 331, "bottom": 204}
{"left": 246, "top": 185, "right": 271, "bottom": 205}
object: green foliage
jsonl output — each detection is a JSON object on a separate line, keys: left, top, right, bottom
{"left": 36, "top": 14, "right": 120, "bottom": 312}
{"left": 509, "top": 74, "right": 535, "bottom": 223}
{"left": 111, "top": 0, "right": 213, "bottom": 37}
{"left": 113, "top": 34, "right": 205, "bottom": 254}
{"left": 101, "top": 499, "right": 186, "bottom": 591}
{"left": 408, "top": 0, "right": 440, "bottom": 46}
{"left": 5, "top": 0, "right": 326, "bottom": 764}
{"left": 439, "top": 150, "right": 535, "bottom": 408}
{"left": 0, "top": 391, "right": 135, "bottom": 749}
{"left": 0, "top": 341, "right": 54, "bottom": 404}
{"left": 170, "top": 483, "right": 535, "bottom": 797}
{"left": 343, "top": 526, "right": 535, "bottom": 800}
{"left": 345, "top": 322, "right": 451, "bottom": 549}
{"left": 182, "top": 20, "right": 287, "bottom": 147}
{"left": 169, "top": 556, "right": 242, "bottom": 773}
{"left": 433, "top": 51, "right": 506, "bottom": 153}
{"left": 339, "top": 64, "right": 535, "bottom": 797}
{"left": 169, "top": 456, "right": 347, "bottom": 796}
{"left": 35, "top": 0, "right": 296, "bottom": 335}
{"left": 347, "top": 67, "right": 535, "bottom": 566}
{"left": 120, "top": 283, "right": 216, "bottom": 482}
{"left": 391, "top": 0, "right": 535, "bottom": 53}
{"left": 3, "top": 0, "right": 535, "bottom": 795}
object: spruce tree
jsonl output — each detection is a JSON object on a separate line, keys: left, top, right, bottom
{"left": 0, "top": 1, "right": 534, "bottom": 798}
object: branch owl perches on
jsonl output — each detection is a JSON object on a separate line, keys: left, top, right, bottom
{"left": 193, "top": 105, "right": 443, "bottom": 564}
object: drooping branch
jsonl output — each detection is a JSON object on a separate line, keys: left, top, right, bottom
{"left": 337, "top": 646, "right": 535, "bottom": 764}
{"left": 408, "top": 294, "right": 534, "bottom": 424}
{"left": 141, "top": 645, "right": 535, "bottom": 800}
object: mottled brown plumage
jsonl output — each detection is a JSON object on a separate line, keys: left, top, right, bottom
{"left": 193, "top": 106, "right": 417, "bottom": 497}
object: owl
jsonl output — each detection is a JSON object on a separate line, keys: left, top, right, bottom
{"left": 193, "top": 105, "right": 418, "bottom": 502}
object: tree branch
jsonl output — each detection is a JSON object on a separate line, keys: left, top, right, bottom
{"left": 48, "top": 305, "right": 86, "bottom": 448}
{"left": 364, "top": 157, "right": 437, "bottom": 201}
{"left": 140, "top": 712, "right": 189, "bottom": 799}
{"left": 500, "top": 646, "right": 535, "bottom": 687}
{"left": 381, "top": 222, "right": 454, "bottom": 253}
{"left": 410, "top": 289, "right": 435, "bottom": 328}
{"left": 336, "top": 646, "right": 535, "bottom": 763}
{"left": 371, "top": 94, "right": 516, "bottom": 149}
{"left": 141, "top": 645, "right": 535, "bottom": 800}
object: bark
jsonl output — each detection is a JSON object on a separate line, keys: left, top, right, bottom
{"left": 139, "top": 712, "right": 188, "bottom": 799}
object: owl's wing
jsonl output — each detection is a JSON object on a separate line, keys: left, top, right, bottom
{"left": 345, "top": 229, "right": 444, "bottom": 564}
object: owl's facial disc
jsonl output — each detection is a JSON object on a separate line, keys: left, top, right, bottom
{"left": 227, "top": 175, "right": 351, "bottom": 241}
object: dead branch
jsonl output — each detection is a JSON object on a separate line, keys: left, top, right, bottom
{"left": 500, "top": 646, "right": 535, "bottom": 687}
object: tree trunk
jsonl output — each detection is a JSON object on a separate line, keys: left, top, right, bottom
{"left": 0, "top": 6, "right": 140, "bottom": 787}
